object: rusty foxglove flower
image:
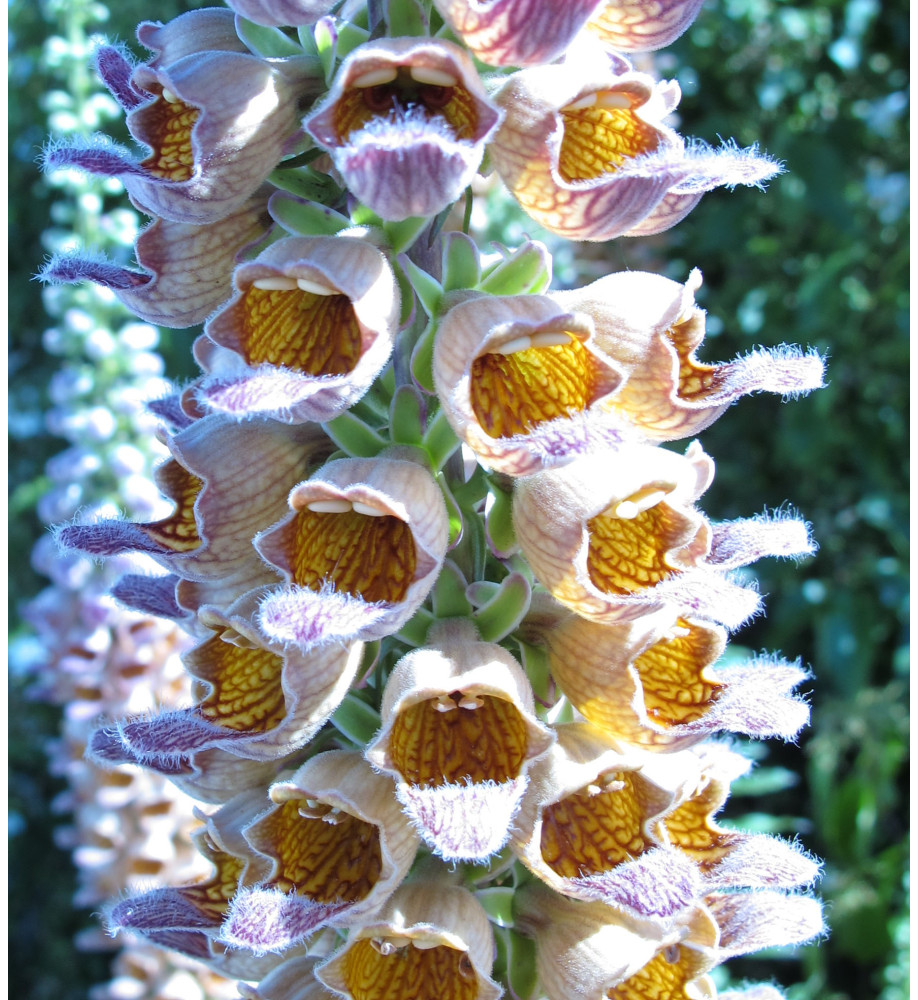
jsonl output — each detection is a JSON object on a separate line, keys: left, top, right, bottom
{"left": 39, "top": 190, "right": 273, "bottom": 329}
{"left": 541, "top": 610, "right": 811, "bottom": 749}
{"left": 57, "top": 416, "right": 332, "bottom": 616}
{"left": 304, "top": 37, "right": 502, "bottom": 221}
{"left": 45, "top": 10, "right": 318, "bottom": 224}
{"left": 221, "top": 751, "right": 420, "bottom": 952}
{"left": 365, "top": 623, "right": 554, "bottom": 861}
{"left": 517, "top": 881, "right": 720, "bottom": 1000}
{"left": 432, "top": 291, "right": 629, "bottom": 476}
{"left": 512, "top": 722, "right": 703, "bottom": 921}
{"left": 195, "top": 234, "right": 400, "bottom": 423}
{"left": 256, "top": 453, "right": 449, "bottom": 650}
{"left": 490, "top": 61, "right": 781, "bottom": 241}
{"left": 554, "top": 268, "right": 825, "bottom": 440}
{"left": 317, "top": 880, "right": 502, "bottom": 1000}
{"left": 108, "top": 788, "right": 282, "bottom": 979}
{"left": 514, "top": 443, "right": 814, "bottom": 628}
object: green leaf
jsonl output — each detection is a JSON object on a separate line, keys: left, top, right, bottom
{"left": 322, "top": 411, "right": 388, "bottom": 457}
{"left": 330, "top": 692, "right": 382, "bottom": 746}
{"left": 432, "top": 560, "right": 473, "bottom": 619}
{"left": 478, "top": 241, "right": 551, "bottom": 296}
{"left": 383, "top": 215, "right": 430, "bottom": 254}
{"left": 518, "top": 640, "right": 551, "bottom": 705}
{"left": 399, "top": 256, "right": 443, "bottom": 317}
{"left": 485, "top": 483, "right": 516, "bottom": 556}
{"left": 268, "top": 172, "right": 344, "bottom": 212}
{"left": 336, "top": 21, "right": 371, "bottom": 58}
{"left": 475, "top": 887, "right": 516, "bottom": 928}
{"left": 314, "top": 18, "right": 337, "bottom": 84}
{"left": 389, "top": 385, "right": 426, "bottom": 446}
{"left": 410, "top": 318, "right": 438, "bottom": 393}
{"left": 397, "top": 606, "right": 436, "bottom": 647}
{"left": 506, "top": 930, "right": 539, "bottom": 1000}
{"left": 385, "top": 0, "right": 429, "bottom": 37}
{"left": 422, "top": 407, "right": 460, "bottom": 470}
{"left": 235, "top": 17, "right": 306, "bottom": 57}
{"left": 442, "top": 231, "right": 481, "bottom": 291}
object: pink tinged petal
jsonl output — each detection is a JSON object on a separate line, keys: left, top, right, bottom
{"left": 223, "top": 0, "right": 338, "bottom": 26}
{"left": 258, "top": 584, "right": 394, "bottom": 650}
{"left": 42, "top": 134, "right": 148, "bottom": 180}
{"left": 709, "top": 511, "right": 816, "bottom": 569}
{"left": 147, "top": 392, "right": 196, "bottom": 431}
{"left": 707, "top": 891, "right": 826, "bottom": 957}
{"left": 135, "top": 9, "right": 251, "bottom": 68}
{"left": 55, "top": 518, "right": 172, "bottom": 558}
{"left": 395, "top": 776, "right": 529, "bottom": 863}
{"left": 698, "top": 658, "right": 810, "bottom": 741}
{"left": 39, "top": 251, "right": 152, "bottom": 291}
{"left": 95, "top": 44, "right": 148, "bottom": 111}
{"left": 220, "top": 889, "right": 347, "bottom": 954}
{"left": 109, "top": 889, "right": 219, "bottom": 961}
{"left": 433, "top": 0, "right": 605, "bottom": 67}
{"left": 713, "top": 345, "right": 826, "bottom": 399}
{"left": 570, "top": 848, "right": 702, "bottom": 920}
{"left": 110, "top": 573, "right": 184, "bottom": 619}
{"left": 87, "top": 723, "right": 192, "bottom": 776}
{"left": 588, "top": 0, "right": 707, "bottom": 53}
{"left": 706, "top": 835, "right": 821, "bottom": 890}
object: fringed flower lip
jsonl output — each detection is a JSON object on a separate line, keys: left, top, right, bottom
{"left": 45, "top": 9, "right": 318, "bottom": 225}
{"left": 195, "top": 234, "right": 400, "bottom": 423}
{"left": 221, "top": 751, "right": 420, "bottom": 954}
{"left": 40, "top": 190, "right": 274, "bottom": 329}
{"left": 489, "top": 62, "right": 782, "bottom": 241}
{"left": 56, "top": 417, "right": 332, "bottom": 617}
{"left": 512, "top": 722, "right": 704, "bottom": 924}
{"left": 553, "top": 268, "right": 826, "bottom": 440}
{"left": 542, "top": 611, "right": 811, "bottom": 750}
{"left": 107, "top": 788, "right": 284, "bottom": 979}
{"left": 255, "top": 453, "right": 449, "bottom": 651}
{"left": 432, "top": 292, "right": 631, "bottom": 477}
{"left": 304, "top": 37, "right": 503, "bottom": 221}
{"left": 516, "top": 880, "right": 720, "bottom": 1000}
{"left": 317, "top": 880, "right": 502, "bottom": 1000}
{"left": 365, "top": 622, "right": 554, "bottom": 862}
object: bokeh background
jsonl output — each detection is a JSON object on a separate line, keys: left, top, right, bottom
{"left": 9, "top": 0, "right": 909, "bottom": 997}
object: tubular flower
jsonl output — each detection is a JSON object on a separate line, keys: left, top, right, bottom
{"left": 514, "top": 443, "right": 815, "bottom": 629}
{"left": 57, "top": 416, "right": 332, "bottom": 617}
{"left": 255, "top": 454, "right": 449, "bottom": 650}
{"left": 44, "top": 10, "right": 320, "bottom": 224}
{"left": 304, "top": 38, "right": 503, "bottom": 221}
{"left": 316, "top": 880, "right": 502, "bottom": 1000}
{"left": 195, "top": 234, "right": 400, "bottom": 423}
{"left": 221, "top": 751, "right": 420, "bottom": 952}
{"left": 489, "top": 62, "right": 781, "bottom": 241}
{"left": 39, "top": 190, "right": 274, "bottom": 329}
{"left": 586, "top": 0, "right": 707, "bottom": 53}
{"left": 553, "top": 269, "right": 826, "bottom": 440}
{"left": 223, "top": 0, "right": 336, "bottom": 26}
{"left": 107, "top": 789, "right": 283, "bottom": 979}
{"left": 516, "top": 882, "right": 721, "bottom": 1000}
{"left": 512, "top": 722, "right": 704, "bottom": 921}
{"left": 365, "top": 624, "right": 554, "bottom": 861}
{"left": 85, "top": 592, "right": 364, "bottom": 780}
{"left": 540, "top": 611, "right": 811, "bottom": 749}
{"left": 432, "top": 291, "right": 629, "bottom": 476}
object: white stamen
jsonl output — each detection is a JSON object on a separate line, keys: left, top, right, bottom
{"left": 411, "top": 938, "right": 442, "bottom": 950}
{"left": 352, "top": 67, "right": 398, "bottom": 88}
{"left": 565, "top": 93, "right": 598, "bottom": 112}
{"left": 410, "top": 66, "right": 458, "bottom": 88}
{"left": 307, "top": 499, "right": 353, "bottom": 513}
{"left": 160, "top": 88, "right": 180, "bottom": 104}
{"left": 252, "top": 276, "right": 299, "bottom": 291}
{"left": 596, "top": 92, "right": 633, "bottom": 110}
{"left": 529, "top": 331, "right": 573, "bottom": 349}
{"left": 220, "top": 628, "right": 259, "bottom": 650}
{"left": 371, "top": 936, "right": 411, "bottom": 955}
{"left": 352, "top": 501, "right": 386, "bottom": 517}
{"left": 296, "top": 276, "right": 339, "bottom": 296}
{"left": 458, "top": 694, "right": 485, "bottom": 710}
{"left": 433, "top": 694, "right": 458, "bottom": 713}
{"left": 490, "top": 335, "right": 532, "bottom": 356}
{"left": 612, "top": 489, "right": 669, "bottom": 519}
{"left": 664, "top": 944, "right": 681, "bottom": 963}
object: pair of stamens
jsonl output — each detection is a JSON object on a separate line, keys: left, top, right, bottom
{"left": 369, "top": 935, "right": 443, "bottom": 955}
{"left": 487, "top": 330, "right": 573, "bottom": 356}
{"left": 610, "top": 485, "right": 674, "bottom": 520}
{"left": 564, "top": 91, "right": 633, "bottom": 113}
{"left": 352, "top": 65, "right": 459, "bottom": 90}
{"left": 305, "top": 498, "right": 388, "bottom": 517}
{"left": 432, "top": 690, "right": 486, "bottom": 713}
{"left": 251, "top": 276, "right": 339, "bottom": 296}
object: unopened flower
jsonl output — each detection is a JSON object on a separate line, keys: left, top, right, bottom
{"left": 40, "top": 191, "right": 274, "bottom": 329}
{"left": 366, "top": 623, "right": 554, "bottom": 861}
{"left": 256, "top": 454, "right": 449, "bottom": 650}
{"left": 317, "top": 880, "right": 502, "bottom": 1000}
{"left": 195, "top": 235, "right": 400, "bottom": 423}
{"left": 45, "top": 10, "right": 318, "bottom": 224}
{"left": 221, "top": 751, "right": 420, "bottom": 952}
{"left": 57, "top": 416, "right": 332, "bottom": 617}
{"left": 553, "top": 268, "right": 825, "bottom": 440}
{"left": 432, "top": 291, "right": 628, "bottom": 476}
{"left": 514, "top": 443, "right": 815, "bottom": 628}
{"left": 541, "top": 610, "right": 811, "bottom": 748}
{"left": 304, "top": 37, "right": 502, "bottom": 221}
{"left": 490, "top": 62, "right": 781, "bottom": 241}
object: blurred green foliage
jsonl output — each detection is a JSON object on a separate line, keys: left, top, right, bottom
{"left": 8, "top": 0, "right": 908, "bottom": 998}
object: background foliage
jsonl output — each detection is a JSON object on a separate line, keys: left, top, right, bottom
{"left": 9, "top": 0, "right": 908, "bottom": 998}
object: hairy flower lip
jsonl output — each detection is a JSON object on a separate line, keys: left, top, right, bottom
{"left": 433, "top": 292, "right": 629, "bottom": 476}
{"left": 195, "top": 234, "right": 399, "bottom": 423}
{"left": 304, "top": 37, "right": 503, "bottom": 221}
